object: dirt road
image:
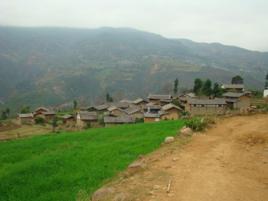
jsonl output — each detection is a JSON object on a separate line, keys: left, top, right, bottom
{"left": 100, "top": 114, "right": 268, "bottom": 201}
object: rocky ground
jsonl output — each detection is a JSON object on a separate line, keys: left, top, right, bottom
{"left": 90, "top": 114, "right": 268, "bottom": 201}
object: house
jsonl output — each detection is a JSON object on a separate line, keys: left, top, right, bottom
{"left": 178, "top": 93, "right": 196, "bottom": 105}
{"left": 61, "top": 114, "right": 75, "bottom": 125}
{"left": 18, "top": 113, "right": 34, "bottom": 125}
{"left": 104, "top": 116, "right": 135, "bottom": 126}
{"left": 34, "top": 107, "right": 49, "bottom": 116}
{"left": 107, "top": 106, "right": 126, "bottom": 117}
{"left": 43, "top": 111, "right": 56, "bottom": 121}
{"left": 124, "top": 106, "right": 144, "bottom": 120}
{"left": 148, "top": 94, "right": 172, "bottom": 105}
{"left": 112, "top": 102, "right": 130, "bottom": 110}
{"left": 144, "top": 112, "right": 162, "bottom": 123}
{"left": 160, "top": 103, "right": 183, "bottom": 120}
{"left": 76, "top": 111, "right": 98, "bottom": 128}
{"left": 94, "top": 104, "right": 110, "bottom": 113}
{"left": 185, "top": 98, "right": 227, "bottom": 116}
{"left": 144, "top": 103, "right": 162, "bottom": 114}
{"left": 33, "top": 107, "right": 56, "bottom": 122}
{"left": 223, "top": 92, "right": 251, "bottom": 111}
{"left": 132, "top": 98, "right": 148, "bottom": 109}
{"left": 221, "top": 84, "right": 244, "bottom": 93}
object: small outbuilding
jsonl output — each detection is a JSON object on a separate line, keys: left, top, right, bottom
{"left": 18, "top": 113, "right": 34, "bottom": 125}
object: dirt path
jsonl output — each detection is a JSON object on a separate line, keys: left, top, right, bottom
{"left": 99, "top": 114, "right": 268, "bottom": 201}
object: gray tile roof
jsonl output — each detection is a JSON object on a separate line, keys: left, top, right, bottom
{"left": 188, "top": 98, "right": 226, "bottom": 105}
{"left": 94, "top": 104, "right": 109, "bottom": 111}
{"left": 124, "top": 106, "right": 141, "bottom": 115}
{"left": 221, "top": 84, "right": 244, "bottom": 89}
{"left": 43, "top": 111, "right": 56, "bottom": 115}
{"left": 18, "top": 113, "right": 34, "bottom": 118}
{"left": 34, "top": 107, "right": 49, "bottom": 112}
{"left": 133, "top": 98, "right": 147, "bottom": 104}
{"left": 223, "top": 92, "right": 245, "bottom": 98}
{"left": 104, "top": 116, "right": 135, "bottom": 123}
{"left": 144, "top": 113, "right": 160, "bottom": 118}
{"left": 148, "top": 94, "right": 172, "bottom": 100}
{"left": 78, "top": 111, "right": 98, "bottom": 121}
{"left": 61, "top": 114, "right": 74, "bottom": 119}
{"left": 161, "top": 103, "right": 183, "bottom": 111}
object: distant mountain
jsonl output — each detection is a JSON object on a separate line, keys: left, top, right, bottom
{"left": 0, "top": 26, "right": 267, "bottom": 110}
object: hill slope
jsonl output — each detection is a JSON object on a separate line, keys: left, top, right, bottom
{"left": 0, "top": 26, "right": 267, "bottom": 109}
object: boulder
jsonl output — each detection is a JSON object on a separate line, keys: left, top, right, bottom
{"left": 113, "top": 192, "right": 128, "bottom": 201}
{"left": 127, "top": 161, "right": 146, "bottom": 175}
{"left": 91, "top": 187, "right": 115, "bottom": 201}
{"left": 180, "top": 127, "right": 193, "bottom": 136}
{"left": 164, "top": 136, "right": 175, "bottom": 144}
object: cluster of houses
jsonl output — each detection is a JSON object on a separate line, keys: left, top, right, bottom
{"left": 18, "top": 83, "right": 252, "bottom": 128}
{"left": 18, "top": 107, "right": 56, "bottom": 125}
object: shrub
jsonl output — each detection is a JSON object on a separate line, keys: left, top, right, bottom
{"left": 34, "top": 117, "right": 45, "bottom": 125}
{"left": 135, "top": 118, "right": 144, "bottom": 123}
{"left": 185, "top": 117, "right": 207, "bottom": 131}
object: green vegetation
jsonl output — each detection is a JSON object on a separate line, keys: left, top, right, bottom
{"left": 231, "top": 75, "right": 244, "bottom": 84}
{"left": 193, "top": 78, "right": 223, "bottom": 97}
{"left": 0, "top": 120, "right": 184, "bottom": 201}
{"left": 34, "top": 116, "right": 45, "bottom": 125}
{"left": 185, "top": 117, "right": 208, "bottom": 131}
{"left": 173, "top": 78, "right": 179, "bottom": 95}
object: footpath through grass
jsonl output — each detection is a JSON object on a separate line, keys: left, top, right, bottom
{"left": 0, "top": 120, "right": 184, "bottom": 201}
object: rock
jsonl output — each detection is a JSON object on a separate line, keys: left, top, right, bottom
{"left": 113, "top": 192, "right": 128, "bottom": 201}
{"left": 127, "top": 161, "right": 146, "bottom": 175}
{"left": 164, "top": 136, "right": 175, "bottom": 144}
{"left": 91, "top": 187, "right": 115, "bottom": 201}
{"left": 180, "top": 127, "right": 193, "bottom": 136}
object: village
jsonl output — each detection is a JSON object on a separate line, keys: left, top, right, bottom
{"left": 17, "top": 79, "right": 265, "bottom": 130}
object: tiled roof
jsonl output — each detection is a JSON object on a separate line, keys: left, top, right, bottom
{"left": 221, "top": 84, "right": 244, "bottom": 89}
{"left": 104, "top": 116, "right": 134, "bottom": 123}
{"left": 18, "top": 113, "right": 34, "bottom": 118}
{"left": 161, "top": 103, "right": 182, "bottom": 111}
{"left": 223, "top": 92, "right": 245, "bottom": 98}
{"left": 188, "top": 98, "right": 226, "bottom": 105}
{"left": 124, "top": 107, "right": 141, "bottom": 115}
{"left": 148, "top": 94, "right": 172, "bottom": 100}
{"left": 78, "top": 111, "right": 98, "bottom": 121}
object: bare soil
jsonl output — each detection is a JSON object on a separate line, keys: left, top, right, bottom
{"left": 0, "top": 121, "right": 51, "bottom": 141}
{"left": 101, "top": 114, "right": 268, "bottom": 201}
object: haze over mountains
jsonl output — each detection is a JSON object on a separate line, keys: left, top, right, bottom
{"left": 0, "top": 26, "right": 267, "bottom": 109}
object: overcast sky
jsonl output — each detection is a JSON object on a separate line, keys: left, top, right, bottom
{"left": 1, "top": 0, "right": 267, "bottom": 51}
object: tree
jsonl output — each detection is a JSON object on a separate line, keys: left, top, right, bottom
{"left": 212, "top": 82, "right": 222, "bottom": 97}
{"left": 52, "top": 117, "right": 58, "bottom": 133}
{"left": 231, "top": 75, "right": 243, "bottom": 84}
{"left": 106, "top": 93, "right": 113, "bottom": 102}
{"left": 193, "top": 78, "right": 203, "bottom": 95}
{"left": 202, "top": 79, "right": 212, "bottom": 96}
{"left": 5, "top": 108, "right": 10, "bottom": 117}
{"left": 173, "top": 78, "right": 179, "bottom": 95}
{"left": 73, "top": 100, "right": 78, "bottom": 110}
{"left": 1, "top": 111, "right": 7, "bottom": 120}
{"left": 0, "top": 108, "right": 10, "bottom": 120}
{"left": 265, "top": 73, "right": 268, "bottom": 89}
{"left": 20, "top": 106, "right": 30, "bottom": 114}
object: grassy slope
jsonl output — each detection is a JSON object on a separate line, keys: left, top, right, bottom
{"left": 0, "top": 120, "right": 184, "bottom": 201}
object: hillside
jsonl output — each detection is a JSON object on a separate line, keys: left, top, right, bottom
{"left": 0, "top": 26, "right": 267, "bottom": 109}
{"left": 0, "top": 120, "right": 184, "bottom": 201}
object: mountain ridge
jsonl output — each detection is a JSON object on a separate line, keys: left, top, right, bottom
{"left": 0, "top": 26, "right": 267, "bottom": 110}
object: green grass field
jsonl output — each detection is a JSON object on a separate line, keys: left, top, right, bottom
{"left": 0, "top": 120, "right": 184, "bottom": 201}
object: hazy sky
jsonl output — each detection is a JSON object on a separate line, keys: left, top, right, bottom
{"left": 1, "top": 0, "right": 267, "bottom": 51}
